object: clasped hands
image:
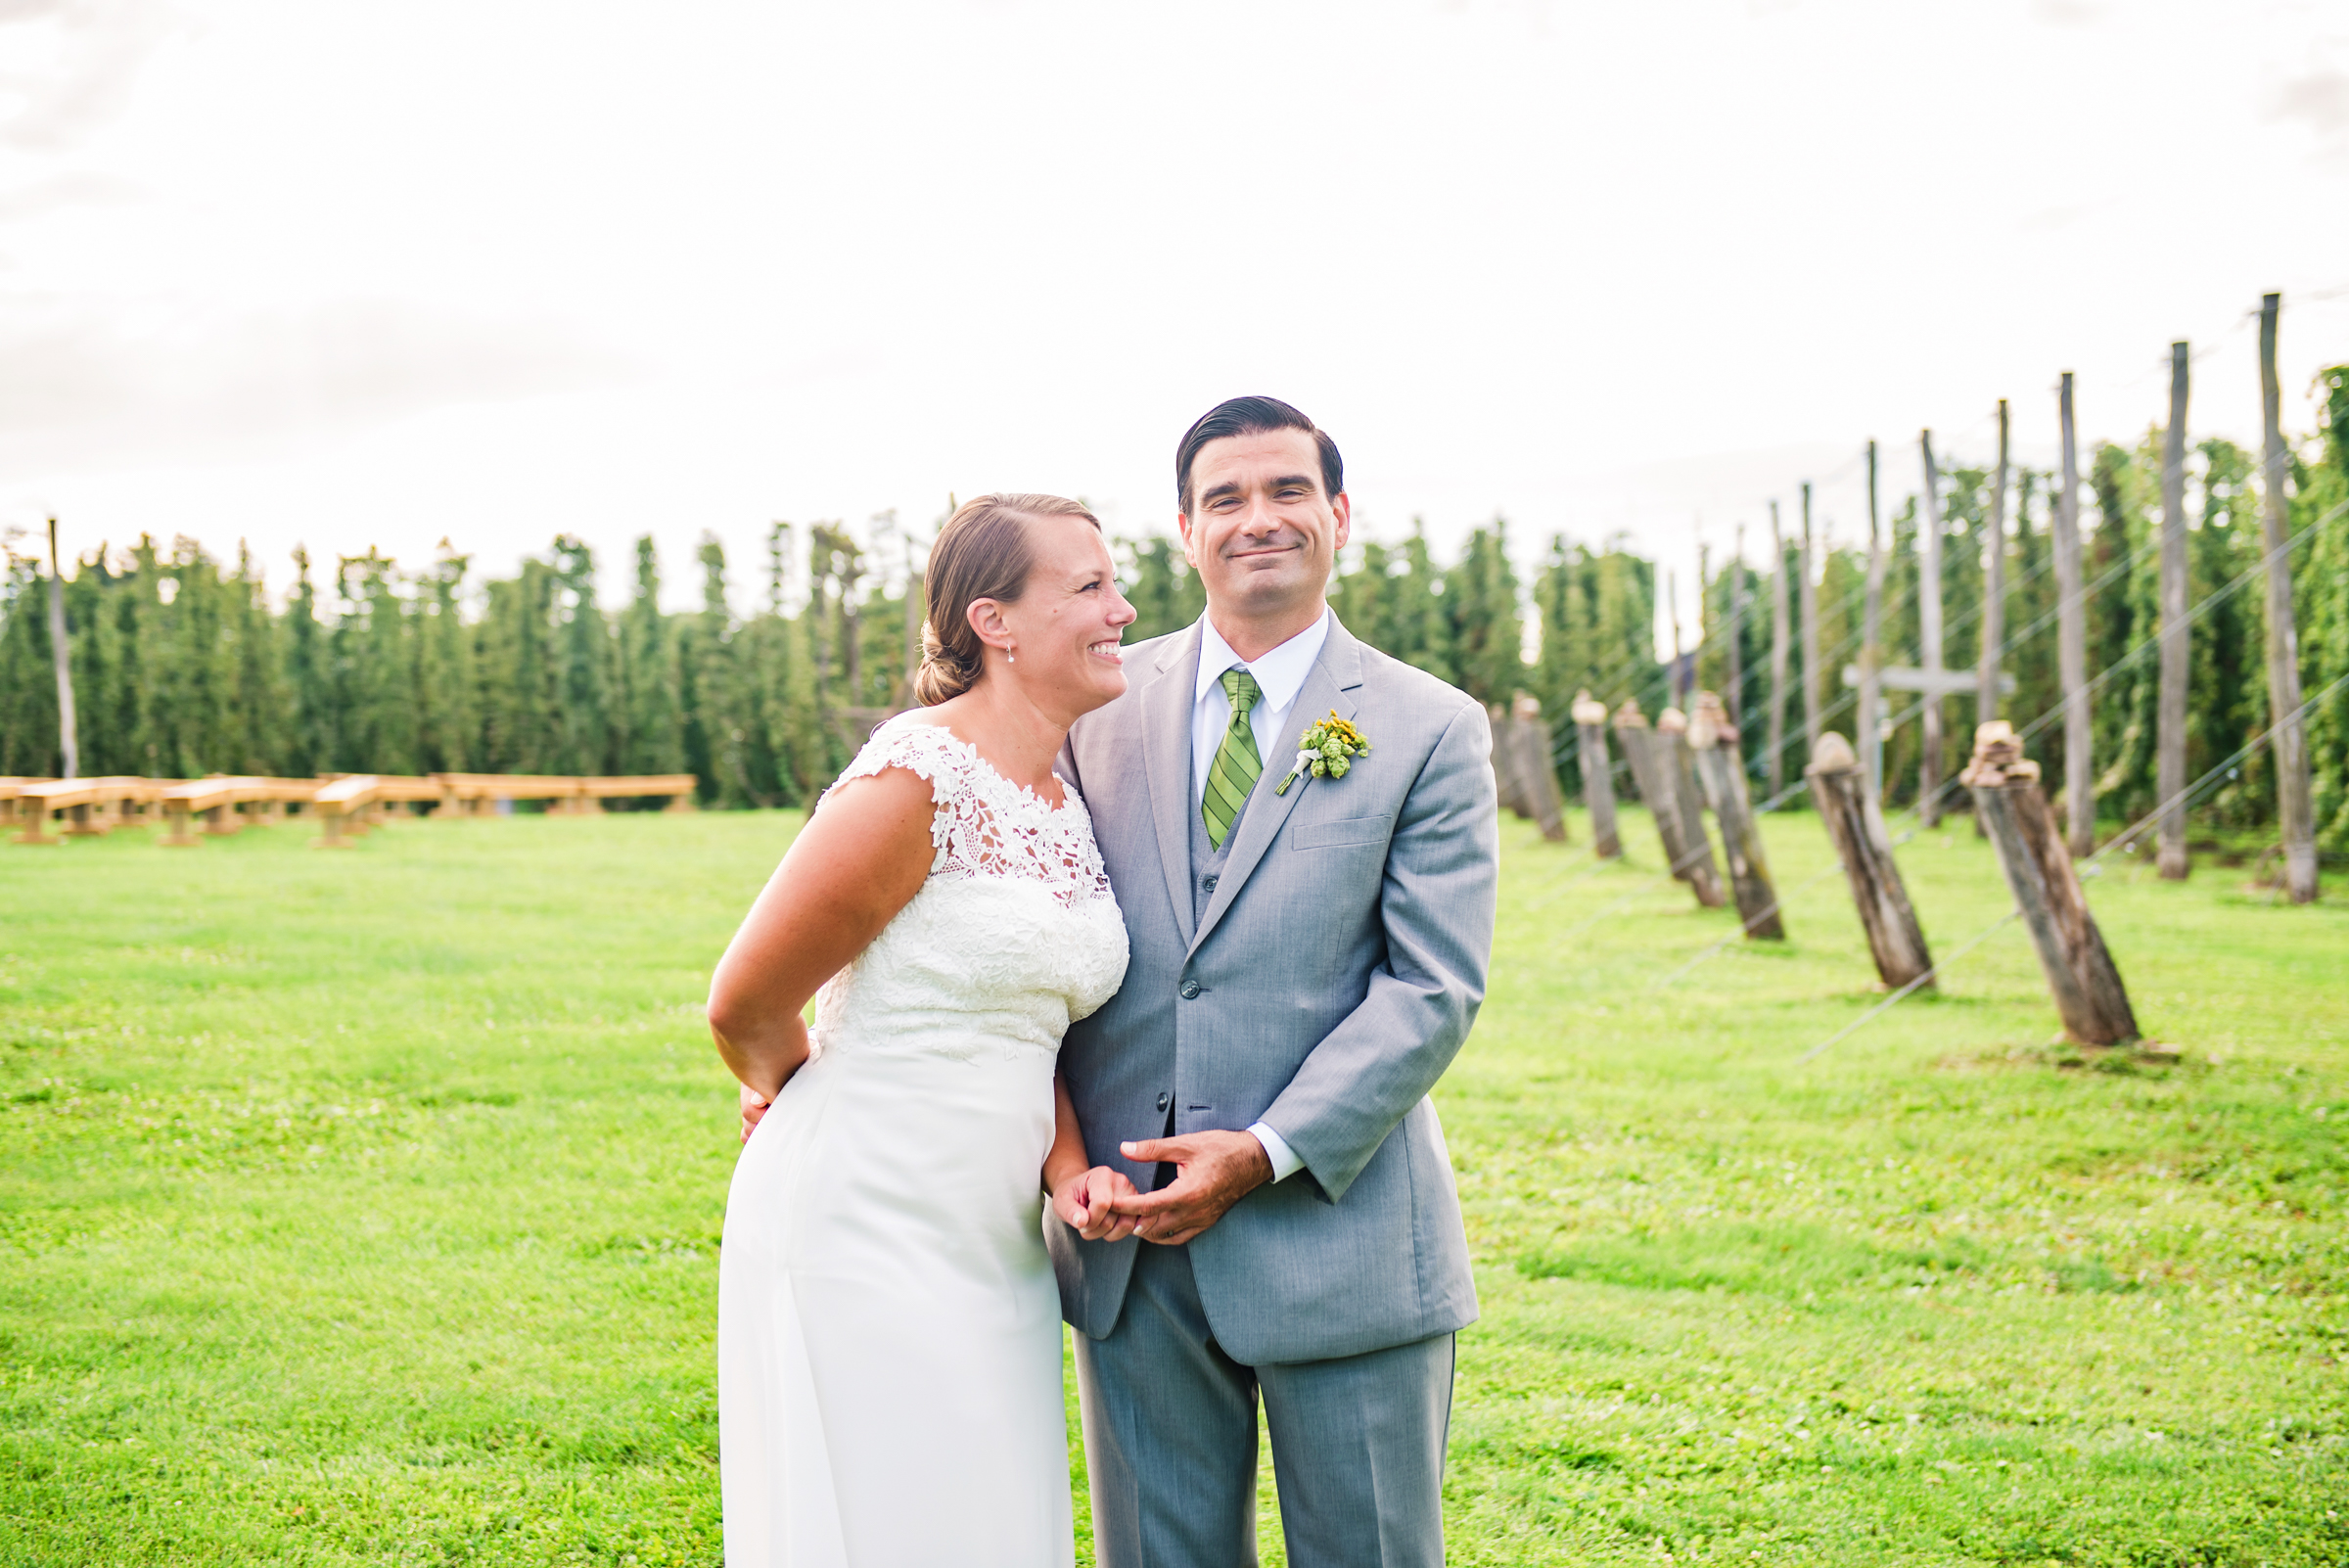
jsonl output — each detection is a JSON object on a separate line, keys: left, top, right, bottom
{"left": 1050, "top": 1130, "right": 1272, "bottom": 1248}
{"left": 742, "top": 1085, "right": 1273, "bottom": 1248}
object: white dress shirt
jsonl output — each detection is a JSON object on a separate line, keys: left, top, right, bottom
{"left": 1189, "top": 607, "right": 1332, "bottom": 1184}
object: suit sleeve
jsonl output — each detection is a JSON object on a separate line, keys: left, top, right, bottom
{"left": 1257, "top": 700, "right": 1498, "bottom": 1202}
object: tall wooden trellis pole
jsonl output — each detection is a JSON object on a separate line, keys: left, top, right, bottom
{"left": 2157, "top": 342, "right": 2191, "bottom": 880}
{"left": 2054, "top": 372, "right": 2093, "bottom": 858}
{"left": 1767, "top": 500, "right": 1791, "bottom": 799}
{"left": 2259, "top": 294, "right": 2319, "bottom": 903}
{"left": 1916, "top": 430, "right": 1946, "bottom": 828}
{"left": 1859, "top": 440, "right": 1886, "bottom": 801}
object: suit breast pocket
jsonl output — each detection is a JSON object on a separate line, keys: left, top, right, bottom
{"left": 1289, "top": 812, "right": 1395, "bottom": 851}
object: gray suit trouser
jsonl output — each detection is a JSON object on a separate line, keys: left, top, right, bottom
{"left": 1073, "top": 1241, "right": 1454, "bottom": 1568}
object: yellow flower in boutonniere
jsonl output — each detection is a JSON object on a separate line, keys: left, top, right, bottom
{"left": 1273, "top": 712, "right": 1370, "bottom": 796}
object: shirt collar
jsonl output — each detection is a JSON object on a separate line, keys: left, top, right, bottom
{"left": 1193, "top": 607, "right": 1333, "bottom": 714}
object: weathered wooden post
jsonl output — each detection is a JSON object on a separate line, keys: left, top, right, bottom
{"left": 1612, "top": 701, "right": 1691, "bottom": 879}
{"left": 1977, "top": 400, "right": 2009, "bottom": 730}
{"left": 2258, "top": 294, "right": 2319, "bottom": 903}
{"left": 1574, "top": 692, "right": 1621, "bottom": 859}
{"left": 1800, "top": 483, "right": 1821, "bottom": 766}
{"left": 2054, "top": 372, "right": 2094, "bottom": 857}
{"left": 1918, "top": 430, "right": 1947, "bottom": 827}
{"left": 1655, "top": 707, "right": 1727, "bottom": 908}
{"left": 1767, "top": 500, "right": 1791, "bottom": 798}
{"left": 1511, "top": 695, "right": 1569, "bottom": 844}
{"left": 1489, "top": 705, "right": 1532, "bottom": 819}
{"left": 1963, "top": 721, "right": 2139, "bottom": 1044}
{"left": 1727, "top": 524, "right": 1746, "bottom": 732}
{"left": 1669, "top": 568, "right": 1690, "bottom": 713}
{"left": 1690, "top": 691, "right": 1783, "bottom": 939}
{"left": 2157, "top": 343, "right": 2190, "bottom": 880}
{"left": 1807, "top": 732, "right": 1933, "bottom": 990}
{"left": 1859, "top": 439, "right": 1887, "bottom": 800}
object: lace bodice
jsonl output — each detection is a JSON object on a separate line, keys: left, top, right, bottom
{"left": 806, "top": 716, "right": 1129, "bottom": 1063}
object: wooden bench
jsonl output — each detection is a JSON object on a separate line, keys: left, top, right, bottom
{"left": 0, "top": 777, "right": 54, "bottom": 831}
{"left": 430, "top": 773, "right": 698, "bottom": 816}
{"left": 310, "top": 775, "right": 454, "bottom": 847}
{"left": 7, "top": 773, "right": 706, "bottom": 848}
{"left": 14, "top": 777, "right": 163, "bottom": 845}
{"left": 577, "top": 774, "right": 699, "bottom": 812}
{"left": 430, "top": 773, "right": 588, "bottom": 817}
{"left": 155, "top": 777, "right": 326, "bottom": 846}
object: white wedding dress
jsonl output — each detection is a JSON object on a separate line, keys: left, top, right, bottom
{"left": 718, "top": 715, "right": 1129, "bottom": 1567}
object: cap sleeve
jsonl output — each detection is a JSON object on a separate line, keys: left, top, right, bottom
{"left": 823, "top": 717, "right": 975, "bottom": 865}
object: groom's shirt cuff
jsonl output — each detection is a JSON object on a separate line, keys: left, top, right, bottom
{"left": 1247, "top": 1122, "right": 1304, "bottom": 1182}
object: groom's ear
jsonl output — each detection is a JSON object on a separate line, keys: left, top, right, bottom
{"left": 1329, "top": 491, "right": 1352, "bottom": 551}
{"left": 1175, "top": 511, "right": 1200, "bottom": 572}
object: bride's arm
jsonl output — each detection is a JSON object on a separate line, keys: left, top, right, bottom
{"left": 707, "top": 767, "right": 938, "bottom": 1105}
{"left": 1044, "top": 1073, "right": 1139, "bottom": 1243}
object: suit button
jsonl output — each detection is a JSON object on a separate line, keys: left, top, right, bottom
{"left": 1202, "top": 874, "right": 1219, "bottom": 893}
{"left": 1178, "top": 979, "right": 1201, "bottom": 999}
{"left": 1156, "top": 1092, "right": 1171, "bottom": 1113}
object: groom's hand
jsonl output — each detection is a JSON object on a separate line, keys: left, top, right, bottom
{"left": 1109, "top": 1130, "right": 1273, "bottom": 1245}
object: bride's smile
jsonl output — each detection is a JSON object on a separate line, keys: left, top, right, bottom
{"left": 979, "top": 514, "right": 1137, "bottom": 720}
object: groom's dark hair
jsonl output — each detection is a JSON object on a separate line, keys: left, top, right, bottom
{"left": 1175, "top": 396, "right": 1344, "bottom": 515}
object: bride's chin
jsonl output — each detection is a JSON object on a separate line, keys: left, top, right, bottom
{"left": 1080, "top": 671, "right": 1129, "bottom": 711}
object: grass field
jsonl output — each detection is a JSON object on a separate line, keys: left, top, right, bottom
{"left": 3, "top": 803, "right": 2344, "bottom": 1565}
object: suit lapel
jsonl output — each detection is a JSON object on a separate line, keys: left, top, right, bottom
{"left": 1139, "top": 623, "right": 1204, "bottom": 948}
{"left": 1187, "top": 619, "right": 1366, "bottom": 958}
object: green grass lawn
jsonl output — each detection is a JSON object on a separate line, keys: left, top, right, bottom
{"left": 3, "top": 804, "right": 2344, "bottom": 1565}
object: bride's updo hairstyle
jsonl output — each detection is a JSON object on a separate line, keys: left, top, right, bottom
{"left": 913, "top": 492, "right": 1103, "bottom": 705}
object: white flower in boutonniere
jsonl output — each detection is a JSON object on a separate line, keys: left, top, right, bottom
{"left": 1273, "top": 712, "right": 1371, "bottom": 797}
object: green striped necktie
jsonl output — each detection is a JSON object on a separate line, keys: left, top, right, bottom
{"left": 1202, "top": 668, "right": 1264, "bottom": 851}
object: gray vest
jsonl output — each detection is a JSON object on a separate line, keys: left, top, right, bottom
{"left": 1149, "top": 770, "right": 1250, "bottom": 1182}
{"left": 1187, "top": 772, "right": 1247, "bottom": 924}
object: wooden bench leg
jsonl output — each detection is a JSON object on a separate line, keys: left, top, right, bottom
{"left": 17, "top": 810, "right": 60, "bottom": 846}
{"left": 160, "top": 803, "right": 202, "bottom": 848}
{"left": 312, "top": 807, "right": 353, "bottom": 849}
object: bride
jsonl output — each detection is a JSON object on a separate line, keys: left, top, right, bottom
{"left": 708, "top": 493, "right": 1140, "bottom": 1567}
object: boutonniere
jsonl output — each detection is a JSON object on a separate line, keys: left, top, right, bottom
{"left": 1273, "top": 712, "right": 1371, "bottom": 796}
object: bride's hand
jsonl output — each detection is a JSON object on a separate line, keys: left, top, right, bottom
{"left": 740, "top": 1083, "right": 773, "bottom": 1144}
{"left": 1052, "top": 1165, "right": 1140, "bottom": 1243}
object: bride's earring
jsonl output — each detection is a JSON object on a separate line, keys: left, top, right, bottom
{"left": 1006, "top": 646, "right": 1017, "bottom": 665}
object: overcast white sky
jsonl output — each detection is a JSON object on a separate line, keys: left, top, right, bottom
{"left": 2, "top": 0, "right": 2346, "bottom": 624}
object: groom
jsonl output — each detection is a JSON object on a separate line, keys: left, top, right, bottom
{"left": 1050, "top": 395, "right": 1497, "bottom": 1567}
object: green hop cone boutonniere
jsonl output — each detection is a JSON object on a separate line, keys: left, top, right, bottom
{"left": 1273, "top": 712, "right": 1371, "bottom": 796}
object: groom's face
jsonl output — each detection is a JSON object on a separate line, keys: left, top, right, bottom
{"left": 1177, "top": 428, "right": 1351, "bottom": 621}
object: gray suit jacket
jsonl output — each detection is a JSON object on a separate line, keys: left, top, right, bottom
{"left": 1048, "top": 615, "right": 1497, "bottom": 1365}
